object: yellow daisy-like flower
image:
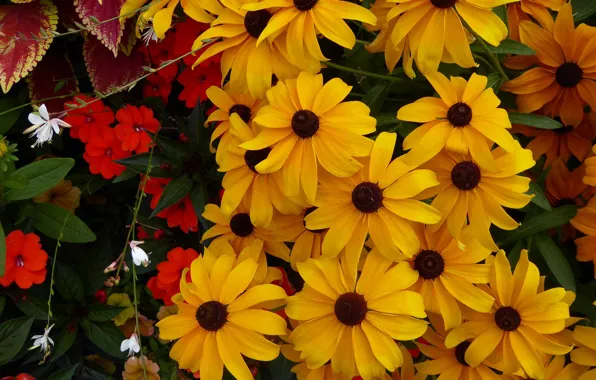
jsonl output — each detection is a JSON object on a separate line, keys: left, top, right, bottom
{"left": 107, "top": 294, "right": 135, "bottom": 326}
{"left": 571, "top": 326, "right": 596, "bottom": 379}
{"left": 192, "top": 0, "right": 301, "bottom": 99}
{"left": 242, "top": 0, "right": 376, "bottom": 70}
{"left": 507, "top": 0, "right": 564, "bottom": 41}
{"left": 571, "top": 197, "right": 596, "bottom": 277}
{"left": 585, "top": 145, "right": 596, "bottom": 186}
{"left": 305, "top": 132, "right": 442, "bottom": 271}
{"left": 502, "top": 354, "right": 589, "bottom": 380}
{"left": 407, "top": 225, "right": 495, "bottom": 330}
{"left": 385, "top": 0, "right": 515, "bottom": 74}
{"left": 286, "top": 253, "right": 428, "bottom": 380}
{"left": 204, "top": 86, "right": 263, "bottom": 165}
{"left": 445, "top": 250, "right": 572, "bottom": 379}
{"left": 397, "top": 72, "right": 516, "bottom": 170}
{"left": 420, "top": 145, "right": 535, "bottom": 251}
{"left": 156, "top": 252, "right": 287, "bottom": 380}
{"left": 241, "top": 71, "right": 376, "bottom": 204}
{"left": 218, "top": 114, "right": 303, "bottom": 227}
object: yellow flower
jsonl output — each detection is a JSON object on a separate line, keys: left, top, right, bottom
{"left": 192, "top": 0, "right": 301, "bottom": 99}
{"left": 502, "top": 355, "right": 589, "bottom": 380}
{"left": 0, "top": 137, "right": 8, "bottom": 157}
{"left": 571, "top": 326, "right": 596, "bottom": 379}
{"left": 32, "top": 179, "right": 81, "bottom": 211}
{"left": 585, "top": 144, "right": 596, "bottom": 186}
{"left": 218, "top": 114, "right": 303, "bottom": 227}
{"left": 156, "top": 253, "right": 287, "bottom": 379}
{"left": 285, "top": 253, "right": 428, "bottom": 380}
{"left": 122, "top": 356, "right": 160, "bottom": 380}
{"left": 241, "top": 0, "right": 376, "bottom": 70}
{"left": 407, "top": 225, "right": 495, "bottom": 330}
{"left": 507, "top": 0, "right": 564, "bottom": 41}
{"left": 385, "top": 0, "right": 515, "bottom": 74}
{"left": 420, "top": 144, "right": 534, "bottom": 251}
{"left": 445, "top": 250, "right": 572, "bottom": 379}
{"left": 571, "top": 197, "right": 596, "bottom": 277}
{"left": 107, "top": 294, "right": 135, "bottom": 326}
{"left": 205, "top": 86, "right": 264, "bottom": 165}
{"left": 397, "top": 72, "right": 516, "bottom": 170}
{"left": 305, "top": 132, "right": 441, "bottom": 272}
{"left": 241, "top": 71, "right": 376, "bottom": 204}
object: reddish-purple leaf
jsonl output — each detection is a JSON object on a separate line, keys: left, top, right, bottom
{"left": 74, "top": 0, "right": 126, "bottom": 56}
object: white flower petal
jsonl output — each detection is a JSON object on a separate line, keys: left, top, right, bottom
{"left": 39, "top": 104, "right": 49, "bottom": 121}
{"left": 28, "top": 113, "right": 45, "bottom": 125}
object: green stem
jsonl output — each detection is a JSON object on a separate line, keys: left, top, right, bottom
{"left": 355, "top": 39, "right": 370, "bottom": 45}
{"left": 323, "top": 61, "right": 404, "bottom": 83}
{"left": 468, "top": 29, "right": 509, "bottom": 81}
{"left": 132, "top": 263, "right": 148, "bottom": 380}
{"left": 0, "top": 92, "right": 80, "bottom": 117}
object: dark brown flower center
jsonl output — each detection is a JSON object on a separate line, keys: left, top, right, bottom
{"left": 229, "top": 104, "right": 252, "bottom": 123}
{"left": 15, "top": 255, "right": 24, "bottom": 267}
{"left": 244, "top": 10, "right": 272, "bottom": 39}
{"left": 334, "top": 292, "right": 367, "bottom": 326}
{"left": 555, "top": 198, "right": 576, "bottom": 208}
{"left": 430, "top": 0, "right": 457, "bottom": 8}
{"left": 447, "top": 102, "right": 472, "bottom": 127}
{"left": 352, "top": 182, "right": 383, "bottom": 213}
{"left": 455, "top": 341, "right": 471, "bottom": 366}
{"left": 556, "top": 62, "right": 583, "bottom": 88}
{"left": 294, "top": 0, "right": 317, "bottom": 11}
{"left": 451, "top": 161, "right": 481, "bottom": 190}
{"left": 229, "top": 213, "right": 254, "bottom": 237}
{"left": 495, "top": 306, "right": 521, "bottom": 331}
{"left": 244, "top": 148, "right": 271, "bottom": 173}
{"left": 196, "top": 301, "right": 228, "bottom": 331}
{"left": 291, "top": 110, "right": 319, "bottom": 138}
{"left": 85, "top": 115, "right": 94, "bottom": 123}
{"left": 303, "top": 207, "right": 326, "bottom": 233}
{"left": 414, "top": 250, "right": 445, "bottom": 280}
{"left": 554, "top": 125, "right": 574, "bottom": 135}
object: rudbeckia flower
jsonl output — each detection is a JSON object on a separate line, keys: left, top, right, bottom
{"left": 241, "top": 0, "right": 376, "bottom": 70}
{"left": 503, "top": 354, "right": 589, "bottom": 380}
{"left": 507, "top": 0, "right": 564, "bottom": 40}
{"left": 63, "top": 95, "right": 114, "bottom": 143}
{"left": 218, "top": 114, "right": 303, "bottom": 227}
{"left": 501, "top": 2, "right": 596, "bottom": 127}
{"left": 445, "top": 251, "right": 572, "bottom": 379}
{"left": 571, "top": 197, "right": 596, "bottom": 277}
{"left": 546, "top": 159, "right": 594, "bottom": 216}
{"left": 584, "top": 145, "right": 596, "bottom": 186}
{"left": 571, "top": 326, "right": 596, "bottom": 379}
{"left": 241, "top": 72, "right": 376, "bottom": 204}
{"left": 397, "top": 72, "right": 516, "bottom": 170}
{"left": 114, "top": 105, "right": 161, "bottom": 153}
{"left": 192, "top": 0, "right": 301, "bottom": 99}
{"left": 156, "top": 253, "right": 287, "bottom": 379}
{"left": 0, "top": 230, "right": 48, "bottom": 290}
{"left": 305, "top": 132, "right": 442, "bottom": 271}
{"left": 420, "top": 144, "right": 535, "bottom": 251}
{"left": 286, "top": 253, "right": 428, "bottom": 380}
{"left": 406, "top": 225, "right": 495, "bottom": 330}
{"left": 385, "top": 0, "right": 513, "bottom": 74}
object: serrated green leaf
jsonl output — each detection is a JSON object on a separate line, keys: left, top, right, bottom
{"left": 32, "top": 203, "right": 96, "bottom": 243}
{"left": 150, "top": 175, "right": 193, "bottom": 218}
{"left": 0, "top": 316, "right": 34, "bottom": 366}
{"left": 3, "top": 158, "right": 75, "bottom": 201}
{"left": 528, "top": 182, "right": 552, "bottom": 211}
{"left": 508, "top": 112, "right": 563, "bottom": 129}
{"left": 534, "top": 234, "right": 576, "bottom": 292}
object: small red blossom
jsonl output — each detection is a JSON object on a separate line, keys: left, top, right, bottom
{"left": 114, "top": 105, "right": 161, "bottom": 153}
{"left": 272, "top": 267, "right": 296, "bottom": 296}
{"left": 63, "top": 95, "right": 115, "bottom": 143}
{"left": 178, "top": 61, "right": 222, "bottom": 109}
{"left": 94, "top": 289, "right": 107, "bottom": 303}
{"left": 0, "top": 231, "right": 48, "bottom": 290}
{"left": 143, "top": 177, "right": 199, "bottom": 233}
{"left": 84, "top": 125, "right": 130, "bottom": 179}
{"left": 136, "top": 225, "right": 165, "bottom": 240}
{"left": 1, "top": 374, "right": 36, "bottom": 380}
{"left": 143, "top": 75, "right": 172, "bottom": 105}
{"left": 148, "top": 247, "right": 198, "bottom": 305}
{"left": 173, "top": 19, "right": 217, "bottom": 67}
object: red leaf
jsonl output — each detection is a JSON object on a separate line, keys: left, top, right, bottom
{"left": 74, "top": 0, "right": 126, "bottom": 56}
{"left": 28, "top": 45, "right": 79, "bottom": 113}
{"left": 0, "top": 0, "right": 58, "bottom": 93}
{"left": 84, "top": 36, "right": 146, "bottom": 94}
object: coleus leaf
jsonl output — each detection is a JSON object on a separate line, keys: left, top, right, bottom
{"left": 74, "top": 0, "right": 126, "bottom": 56}
{"left": 0, "top": 0, "right": 58, "bottom": 93}
{"left": 28, "top": 45, "right": 79, "bottom": 113}
{"left": 119, "top": 18, "right": 138, "bottom": 56}
{"left": 83, "top": 36, "right": 146, "bottom": 94}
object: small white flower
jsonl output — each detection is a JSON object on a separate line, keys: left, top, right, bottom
{"left": 142, "top": 22, "right": 159, "bottom": 46}
{"left": 120, "top": 333, "right": 141, "bottom": 356}
{"left": 24, "top": 104, "right": 71, "bottom": 148}
{"left": 30, "top": 324, "right": 55, "bottom": 354}
{"left": 130, "top": 240, "right": 151, "bottom": 267}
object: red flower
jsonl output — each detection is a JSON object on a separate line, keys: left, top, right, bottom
{"left": 144, "top": 177, "right": 171, "bottom": 209}
{"left": 143, "top": 75, "right": 172, "bottom": 105}
{"left": 272, "top": 267, "right": 296, "bottom": 296}
{"left": 94, "top": 289, "right": 107, "bottom": 303}
{"left": 114, "top": 105, "right": 161, "bottom": 153}
{"left": 63, "top": 95, "right": 115, "bottom": 143}
{"left": 173, "top": 19, "right": 217, "bottom": 67}
{"left": 147, "top": 276, "right": 178, "bottom": 303}
{"left": 178, "top": 61, "right": 222, "bottom": 109}
{"left": 0, "top": 231, "right": 48, "bottom": 289}
{"left": 1, "top": 375, "right": 35, "bottom": 380}
{"left": 148, "top": 247, "right": 198, "bottom": 305}
{"left": 136, "top": 225, "right": 164, "bottom": 240}
{"left": 143, "top": 177, "right": 198, "bottom": 233}
{"left": 84, "top": 125, "right": 130, "bottom": 179}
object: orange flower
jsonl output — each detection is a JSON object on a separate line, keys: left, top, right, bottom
{"left": 114, "top": 105, "right": 161, "bottom": 153}
{"left": 546, "top": 159, "right": 594, "bottom": 209}
{"left": 0, "top": 231, "right": 48, "bottom": 289}
{"left": 572, "top": 197, "right": 596, "bottom": 277}
{"left": 148, "top": 247, "right": 198, "bottom": 305}
{"left": 507, "top": 0, "right": 564, "bottom": 41}
{"left": 32, "top": 179, "right": 81, "bottom": 211}
{"left": 83, "top": 125, "right": 131, "bottom": 179}
{"left": 122, "top": 356, "right": 160, "bottom": 380}
{"left": 119, "top": 314, "right": 156, "bottom": 338}
{"left": 585, "top": 144, "right": 596, "bottom": 187}
{"left": 63, "top": 95, "right": 115, "bottom": 143}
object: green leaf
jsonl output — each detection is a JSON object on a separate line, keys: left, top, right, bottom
{"left": 266, "top": 355, "right": 296, "bottom": 380}
{"left": 571, "top": 0, "right": 596, "bottom": 21}
{"left": 0, "top": 96, "right": 22, "bottom": 135}
{"left": 0, "top": 222, "right": 5, "bottom": 277}
{"left": 497, "top": 205, "right": 577, "bottom": 246}
{"left": 375, "top": 114, "right": 400, "bottom": 128}
{"left": 362, "top": 82, "right": 391, "bottom": 115}
{"left": 508, "top": 112, "right": 563, "bottom": 129}
{"left": 534, "top": 234, "right": 576, "bottom": 292}
{"left": 2, "top": 174, "right": 29, "bottom": 189}
{"left": 55, "top": 262, "right": 85, "bottom": 302}
{"left": 49, "top": 328, "right": 77, "bottom": 362}
{"left": 32, "top": 203, "right": 96, "bottom": 243}
{"left": 47, "top": 364, "right": 78, "bottom": 380}
{"left": 13, "top": 293, "right": 48, "bottom": 320}
{"left": 80, "top": 319, "right": 126, "bottom": 359}
{"left": 154, "top": 134, "right": 190, "bottom": 163}
{"left": 528, "top": 182, "right": 552, "bottom": 211}
{"left": 112, "top": 168, "right": 138, "bottom": 183}
{"left": 0, "top": 296, "right": 5, "bottom": 317}
{"left": 190, "top": 183, "right": 207, "bottom": 220}
{"left": 0, "top": 316, "right": 34, "bottom": 366}
{"left": 185, "top": 100, "right": 204, "bottom": 145}
{"left": 115, "top": 153, "right": 173, "bottom": 177}
{"left": 150, "top": 174, "right": 193, "bottom": 218}
{"left": 486, "top": 72, "right": 502, "bottom": 91}
{"left": 471, "top": 39, "right": 534, "bottom": 55}
{"left": 2, "top": 158, "right": 75, "bottom": 201}
{"left": 86, "top": 304, "right": 127, "bottom": 322}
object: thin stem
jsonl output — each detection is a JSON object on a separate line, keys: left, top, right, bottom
{"left": 132, "top": 263, "right": 148, "bottom": 380}
{"left": 472, "top": 54, "right": 497, "bottom": 73}
{"left": 0, "top": 92, "right": 80, "bottom": 117}
{"left": 355, "top": 39, "right": 370, "bottom": 45}
{"left": 468, "top": 29, "right": 509, "bottom": 81}
{"left": 323, "top": 61, "right": 405, "bottom": 83}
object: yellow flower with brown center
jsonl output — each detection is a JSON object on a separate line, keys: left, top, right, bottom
{"left": 507, "top": 0, "right": 564, "bottom": 41}
{"left": 241, "top": 71, "right": 376, "bottom": 204}
{"left": 445, "top": 250, "right": 572, "bottom": 379}
{"left": 398, "top": 72, "right": 516, "bottom": 170}
{"left": 32, "top": 179, "right": 81, "bottom": 212}
{"left": 286, "top": 253, "right": 428, "bottom": 380}
{"left": 501, "top": 2, "right": 596, "bottom": 127}
{"left": 157, "top": 251, "right": 287, "bottom": 380}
